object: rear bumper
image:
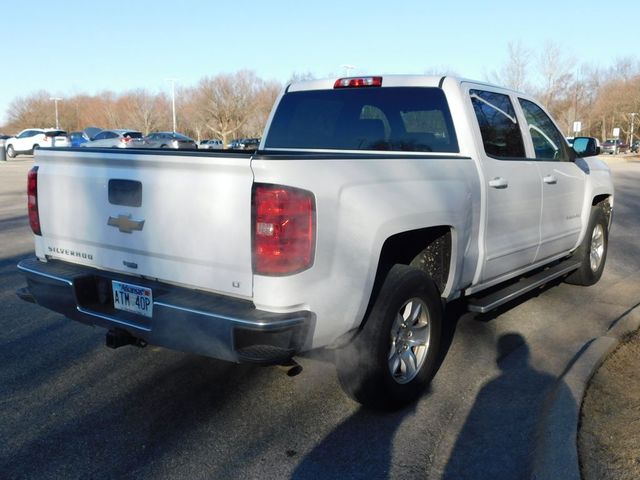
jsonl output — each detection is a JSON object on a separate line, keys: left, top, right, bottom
{"left": 17, "top": 258, "right": 314, "bottom": 364}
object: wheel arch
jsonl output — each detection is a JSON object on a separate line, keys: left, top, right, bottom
{"left": 359, "top": 226, "right": 453, "bottom": 330}
{"left": 592, "top": 194, "right": 613, "bottom": 227}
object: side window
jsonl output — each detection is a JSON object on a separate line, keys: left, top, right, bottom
{"left": 106, "top": 132, "right": 118, "bottom": 139}
{"left": 470, "top": 89, "right": 525, "bottom": 159}
{"left": 93, "top": 132, "right": 106, "bottom": 140}
{"left": 518, "top": 99, "right": 570, "bottom": 161}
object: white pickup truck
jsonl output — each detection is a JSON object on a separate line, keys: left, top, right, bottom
{"left": 17, "top": 75, "right": 613, "bottom": 409}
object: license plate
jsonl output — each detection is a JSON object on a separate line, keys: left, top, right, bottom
{"left": 112, "top": 280, "right": 153, "bottom": 318}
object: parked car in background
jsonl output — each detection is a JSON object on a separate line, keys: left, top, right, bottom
{"left": 199, "top": 139, "right": 224, "bottom": 150}
{"left": 240, "top": 138, "right": 261, "bottom": 150}
{"left": 80, "top": 129, "right": 142, "bottom": 148}
{"left": 631, "top": 140, "right": 640, "bottom": 153}
{"left": 601, "top": 138, "right": 629, "bottom": 155}
{"left": 227, "top": 139, "right": 243, "bottom": 149}
{"left": 69, "top": 131, "right": 90, "bottom": 147}
{"left": 5, "top": 129, "right": 69, "bottom": 157}
{"left": 227, "top": 138, "right": 261, "bottom": 150}
{"left": 129, "top": 132, "right": 197, "bottom": 150}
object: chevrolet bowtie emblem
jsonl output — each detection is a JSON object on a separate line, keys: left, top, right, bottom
{"left": 107, "top": 214, "right": 145, "bottom": 233}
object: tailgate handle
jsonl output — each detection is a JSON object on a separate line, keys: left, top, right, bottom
{"left": 109, "top": 179, "right": 142, "bottom": 207}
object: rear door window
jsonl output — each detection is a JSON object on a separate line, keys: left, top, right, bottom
{"left": 265, "top": 87, "right": 459, "bottom": 153}
{"left": 470, "top": 89, "right": 526, "bottom": 159}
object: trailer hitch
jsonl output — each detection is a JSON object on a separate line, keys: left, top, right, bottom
{"left": 106, "top": 329, "right": 147, "bottom": 349}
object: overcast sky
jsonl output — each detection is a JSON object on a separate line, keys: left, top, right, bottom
{"left": 2, "top": 0, "right": 639, "bottom": 126}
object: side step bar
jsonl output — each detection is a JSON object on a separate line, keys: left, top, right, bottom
{"left": 467, "top": 260, "right": 581, "bottom": 313}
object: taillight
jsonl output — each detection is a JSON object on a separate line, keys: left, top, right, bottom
{"left": 334, "top": 76, "right": 383, "bottom": 88}
{"left": 253, "top": 184, "right": 315, "bottom": 275}
{"left": 27, "top": 166, "right": 41, "bottom": 235}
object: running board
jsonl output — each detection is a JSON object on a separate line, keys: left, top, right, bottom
{"left": 467, "top": 260, "right": 581, "bottom": 313}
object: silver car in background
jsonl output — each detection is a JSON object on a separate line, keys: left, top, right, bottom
{"left": 199, "top": 139, "right": 224, "bottom": 150}
{"left": 81, "top": 129, "right": 142, "bottom": 148}
{"left": 129, "top": 132, "right": 197, "bottom": 150}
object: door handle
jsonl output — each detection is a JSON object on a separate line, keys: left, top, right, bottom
{"left": 489, "top": 177, "right": 508, "bottom": 189}
{"left": 543, "top": 175, "right": 557, "bottom": 185}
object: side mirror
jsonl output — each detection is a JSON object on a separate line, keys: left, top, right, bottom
{"left": 573, "top": 137, "right": 600, "bottom": 158}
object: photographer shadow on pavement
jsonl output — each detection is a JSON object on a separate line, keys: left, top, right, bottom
{"left": 443, "top": 333, "right": 576, "bottom": 480}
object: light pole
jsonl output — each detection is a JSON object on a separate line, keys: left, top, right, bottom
{"left": 630, "top": 113, "right": 637, "bottom": 146}
{"left": 340, "top": 64, "right": 356, "bottom": 77}
{"left": 166, "top": 78, "right": 178, "bottom": 132}
{"left": 49, "top": 97, "right": 62, "bottom": 129}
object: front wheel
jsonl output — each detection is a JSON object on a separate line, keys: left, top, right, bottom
{"left": 336, "top": 264, "right": 442, "bottom": 410}
{"left": 566, "top": 205, "right": 609, "bottom": 286}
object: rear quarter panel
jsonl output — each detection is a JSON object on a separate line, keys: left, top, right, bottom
{"left": 251, "top": 155, "right": 481, "bottom": 348}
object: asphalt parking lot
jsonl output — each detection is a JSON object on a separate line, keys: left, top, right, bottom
{"left": 1, "top": 154, "right": 639, "bottom": 479}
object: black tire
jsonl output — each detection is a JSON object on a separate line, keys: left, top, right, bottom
{"left": 336, "top": 264, "right": 442, "bottom": 410}
{"left": 31, "top": 144, "right": 39, "bottom": 154}
{"left": 6, "top": 145, "right": 16, "bottom": 158}
{"left": 566, "top": 205, "right": 609, "bottom": 286}
{"left": 160, "top": 144, "right": 168, "bottom": 148}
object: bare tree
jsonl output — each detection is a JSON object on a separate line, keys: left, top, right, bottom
{"left": 242, "top": 80, "right": 281, "bottom": 138}
{"left": 5, "top": 91, "right": 54, "bottom": 131}
{"left": 195, "top": 70, "right": 264, "bottom": 146}
{"left": 180, "top": 86, "right": 208, "bottom": 142}
{"left": 288, "top": 71, "right": 316, "bottom": 83}
{"left": 487, "top": 41, "right": 532, "bottom": 91}
{"left": 536, "top": 41, "right": 576, "bottom": 111}
{"left": 122, "top": 89, "right": 168, "bottom": 134}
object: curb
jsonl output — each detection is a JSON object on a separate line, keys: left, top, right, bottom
{"left": 531, "top": 305, "right": 640, "bottom": 480}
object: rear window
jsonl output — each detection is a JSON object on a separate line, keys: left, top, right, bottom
{"left": 173, "top": 133, "right": 192, "bottom": 141}
{"left": 45, "top": 130, "right": 67, "bottom": 137}
{"left": 125, "top": 132, "right": 143, "bottom": 139}
{"left": 264, "top": 87, "right": 459, "bottom": 153}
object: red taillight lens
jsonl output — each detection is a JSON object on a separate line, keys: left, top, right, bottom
{"left": 27, "top": 166, "right": 41, "bottom": 235}
{"left": 253, "top": 184, "right": 315, "bottom": 275}
{"left": 334, "top": 76, "right": 383, "bottom": 88}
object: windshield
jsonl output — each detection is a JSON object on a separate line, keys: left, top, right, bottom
{"left": 265, "top": 87, "right": 459, "bottom": 153}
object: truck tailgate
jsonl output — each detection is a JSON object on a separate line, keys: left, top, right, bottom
{"left": 34, "top": 149, "right": 254, "bottom": 298}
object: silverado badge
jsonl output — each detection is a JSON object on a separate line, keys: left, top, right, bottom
{"left": 107, "top": 214, "right": 145, "bottom": 233}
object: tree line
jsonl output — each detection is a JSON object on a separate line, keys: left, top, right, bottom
{"left": 2, "top": 70, "right": 281, "bottom": 147}
{"left": 3, "top": 44, "right": 640, "bottom": 144}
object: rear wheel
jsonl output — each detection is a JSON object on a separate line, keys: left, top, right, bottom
{"left": 31, "top": 144, "right": 39, "bottom": 154}
{"left": 6, "top": 145, "right": 16, "bottom": 158}
{"left": 336, "top": 264, "right": 442, "bottom": 410}
{"left": 566, "top": 205, "right": 609, "bottom": 286}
